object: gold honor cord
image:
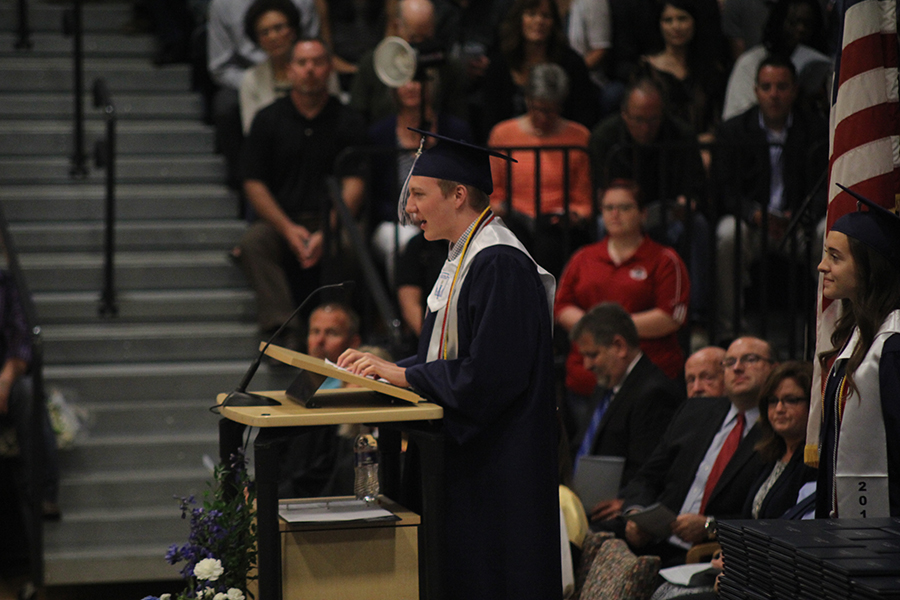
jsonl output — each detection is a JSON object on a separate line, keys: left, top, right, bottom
{"left": 438, "top": 206, "right": 494, "bottom": 360}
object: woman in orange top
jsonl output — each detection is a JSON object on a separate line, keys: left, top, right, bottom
{"left": 488, "top": 63, "right": 594, "bottom": 275}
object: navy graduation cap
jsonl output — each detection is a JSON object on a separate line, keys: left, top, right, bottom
{"left": 398, "top": 128, "right": 515, "bottom": 224}
{"left": 831, "top": 183, "right": 900, "bottom": 266}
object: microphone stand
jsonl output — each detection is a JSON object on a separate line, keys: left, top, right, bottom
{"left": 221, "top": 281, "right": 354, "bottom": 407}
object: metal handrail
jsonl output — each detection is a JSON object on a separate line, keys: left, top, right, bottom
{"left": 92, "top": 78, "right": 118, "bottom": 317}
{"left": 63, "top": 0, "right": 89, "bottom": 177}
{"left": 0, "top": 202, "right": 45, "bottom": 592}
{"left": 328, "top": 146, "right": 406, "bottom": 356}
{"left": 600, "top": 137, "right": 827, "bottom": 359}
{"left": 491, "top": 143, "right": 596, "bottom": 270}
{"left": 15, "top": 0, "right": 33, "bottom": 50}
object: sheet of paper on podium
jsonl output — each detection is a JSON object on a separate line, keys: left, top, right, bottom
{"left": 262, "top": 343, "right": 426, "bottom": 406}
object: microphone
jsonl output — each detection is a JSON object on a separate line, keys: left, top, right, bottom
{"left": 221, "top": 281, "right": 355, "bottom": 407}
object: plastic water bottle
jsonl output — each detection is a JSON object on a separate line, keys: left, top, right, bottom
{"left": 353, "top": 433, "right": 380, "bottom": 502}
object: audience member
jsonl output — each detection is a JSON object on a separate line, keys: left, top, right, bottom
{"left": 207, "top": 0, "right": 320, "bottom": 187}
{"left": 570, "top": 303, "right": 684, "bottom": 501}
{"left": 713, "top": 54, "right": 827, "bottom": 339}
{"left": 487, "top": 63, "right": 593, "bottom": 276}
{"left": 145, "top": 0, "right": 194, "bottom": 65}
{"left": 639, "top": 0, "right": 727, "bottom": 139}
{"left": 606, "top": 336, "right": 773, "bottom": 565}
{"left": 589, "top": 77, "right": 710, "bottom": 319}
{"left": 566, "top": 0, "right": 622, "bottom": 116}
{"left": 239, "top": 0, "right": 301, "bottom": 134}
{"left": 721, "top": 0, "right": 830, "bottom": 121}
{"left": 721, "top": 0, "right": 771, "bottom": 61}
{"left": 321, "top": 0, "right": 388, "bottom": 87}
{"left": 432, "top": 0, "right": 512, "bottom": 67}
{"left": 395, "top": 231, "right": 446, "bottom": 337}
{"left": 349, "top": 0, "right": 468, "bottom": 126}
{"left": 556, "top": 180, "right": 690, "bottom": 409}
{"left": 367, "top": 76, "right": 473, "bottom": 285}
{"left": 278, "top": 302, "right": 361, "bottom": 497}
{"left": 814, "top": 191, "right": 900, "bottom": 518}
{"left": 684, "top": 345, "right": 725, "bottom": 398}
{"left": 743, "top": 361, "right": 816, "bottom": 519}
{"left": 238, "top": 38, "right": 366, "bottom": 345}
{"left": 481, "top": 0, "right": 598, "bottom": 138}
{"left": 606, "top": 0, "right": 725, "bottom": 85}
{"left": 0, "top": 270, "right": 60, "bottom": 520}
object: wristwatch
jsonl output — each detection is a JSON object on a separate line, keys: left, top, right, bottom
{"left": 704, "top": 516, "right": 718, "bottom": 540}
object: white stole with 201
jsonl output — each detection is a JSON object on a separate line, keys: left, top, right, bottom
{"left": 829, "top": 310, "right": 900, "bottom": 518}
{"left": 425, "top": 215, "right": 555, "bottom": 362}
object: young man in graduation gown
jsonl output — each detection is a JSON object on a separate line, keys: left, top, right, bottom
{"left": 339, "top": 130, "right": 562, "bottom": 599}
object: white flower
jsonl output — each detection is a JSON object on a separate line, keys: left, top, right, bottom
{"left": 213, "top": 594, "right": 227, "bottom": 600}
{"left": 226, "top": 589, "right": 245, "bottom": 600}
{"left": 202, "top": 588, "right": 215, "bottom": 598}
{"left": 194, "top": 558, "right": 224, "bottom": 581}
{"left": 161, "top": 595, "right": 171, "bottom": 600}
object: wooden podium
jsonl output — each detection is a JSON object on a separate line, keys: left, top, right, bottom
{"left": 217, "top": 344, "right": 444, "bottom": 600}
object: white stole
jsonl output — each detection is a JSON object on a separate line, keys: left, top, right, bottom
{"left": 425, "top": 217, "right": 555, "bottom": 362}
{"left": 830, "top": 310, "right": 900, "bottom": 518}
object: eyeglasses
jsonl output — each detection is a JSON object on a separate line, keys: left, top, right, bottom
{"left": 766, "top": 395, "right": 808, "bottom": 406}
{"left": 721, "top": 353, "right": 773, "bottom": 369}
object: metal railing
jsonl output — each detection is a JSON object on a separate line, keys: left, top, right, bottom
{"left": 599, "top": 137, "right": 828, "bottom": 359}
{"left": 92, "top": 78, "right": 118, "bottom": 317}
{"left": 490, "top": 144, "right": 596, "bottom": 277}
{"left": 15, "top": 0, "right": 32, "bottom": 49}
{"left": 63, "top": 0, "right": 89, "bottom": 177}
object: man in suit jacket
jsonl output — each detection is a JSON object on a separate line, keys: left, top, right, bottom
{"left": 713, "top": 53, "right": 828, "bottom": 337}
{"left": 570, "top": 302, "right": 685, "bottom": 519}
{"left": 614, "top": 336, "right": 774, "bottom": 564}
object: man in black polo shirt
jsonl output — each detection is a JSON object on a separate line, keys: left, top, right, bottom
{"left": 239, "top": 37, "right": 366, "bottom": 344}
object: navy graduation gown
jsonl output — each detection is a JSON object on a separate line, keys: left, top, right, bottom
{"left": 403, "top": 245, "right": 562, "bottom": 600}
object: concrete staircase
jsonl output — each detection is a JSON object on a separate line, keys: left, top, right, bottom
{"left": 0, "top": 1, "right": 293, "bottom": 586}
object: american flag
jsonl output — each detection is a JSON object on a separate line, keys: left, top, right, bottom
{"left": 806, "top": 0, "right": 899, "bottom": 467}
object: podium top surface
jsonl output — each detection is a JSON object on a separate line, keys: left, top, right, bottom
{"left": 263, "top": 344, "right": 426, "bottom": 405}
{"left": 219, "top": 389, "right": 444, "bottom": 427}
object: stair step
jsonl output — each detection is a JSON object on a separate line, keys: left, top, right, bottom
{"left": 59, "top": 465, "right": 214, "bottom": 511}
{"left": 76, "top": 399, "right": 224, "bottom": 437}
{"left": 34, "top": 289, "right": 256, "bottom": 324}
{"left": 45, "top": 547, "right": 182, "bottom": 586}
{"left": 0, "top": 32, "right": 155, "bottom": 57}
{"left": 0, "top": 154, "right": 224, "bottom": 184}
{"left": 1, "top": 184, "right": 236, "bottom": 221}
{"left": 0, "top": 3, "right": 135, "bottom": 35}
{"left": 20, "top": 251, "right": 246, "bottom": 292}
{"left": 58, "top": 432, "right": 219, "bottom": 473}
{"left": 44, "top": 506, "right": 192, "bottom": 551}
{"left": 10, "top": 219, "right": 245, "bottom": 252}
{"left": 44, "top": 360, "right": 298, "bottom": 403}
{"left": 0, "top": 57, "right": 191, "bottom": 92}
{"left": 42, "top": 322, "right": 261, "bottom": 364}
{"left": 0, "top": 120, "right": 214, "bottom": 154}
{"left": 0, "top": 93, "right": 205, "bottom": 121}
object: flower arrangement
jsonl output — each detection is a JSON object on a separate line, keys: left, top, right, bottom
{"left": 142, "top": 451, "right": 257, "bottom": 600}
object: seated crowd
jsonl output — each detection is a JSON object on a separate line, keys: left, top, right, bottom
{"left": 185, "top": 0, "right": 844, "bottom": 592}
{"left": 212, "top": 0, "right": 831, "bottom": 351}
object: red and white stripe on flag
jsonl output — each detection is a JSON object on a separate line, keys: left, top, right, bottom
{"left": 807, "top": 0, "right": 899, "bottom": 467}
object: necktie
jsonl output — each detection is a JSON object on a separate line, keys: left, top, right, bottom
{"left": 574, "top": 389, "right": 614, "bottom": 470}
{"left": 700, "top": 412, "right": 745, "bottom": 514}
